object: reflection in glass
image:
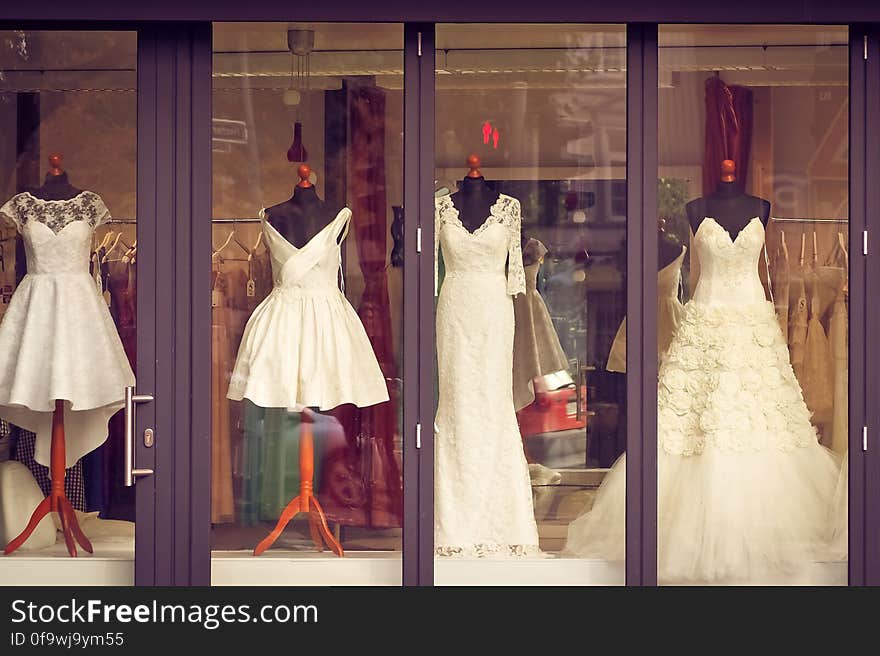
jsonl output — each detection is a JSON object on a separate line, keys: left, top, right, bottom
{"left": 210, "top": 24, "right": 404, "bottom": 583}
{"left": 434, "top": 24, "right": 627, "bottom": 584}
{"left": 0, "top": 30, "right": 137, "bottom": 569}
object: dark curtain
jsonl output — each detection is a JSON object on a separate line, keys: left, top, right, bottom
{"left": 703, "top": 75, "right": 754, "bottom": 195}
{"left": 318, "top": 85, "right": 403, "bottom": 529}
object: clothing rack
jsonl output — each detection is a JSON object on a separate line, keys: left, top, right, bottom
{"left": 770, "top": 217, "right": 847, "bottom": 224}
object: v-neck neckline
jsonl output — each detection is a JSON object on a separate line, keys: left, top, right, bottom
{"left": 262, "top": 207, "right": 349, "bottom": 251}
{"left": 444, "top": 194, "right": 507, "bottom": 237}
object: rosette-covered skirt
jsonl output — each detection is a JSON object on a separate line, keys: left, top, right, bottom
{"left": 565, "top": 300, "right": 844, "bottom": 583}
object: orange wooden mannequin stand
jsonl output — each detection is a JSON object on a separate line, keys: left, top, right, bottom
{"left": 253, "top": 408, "right": 343, "bottom": 557}
{"left": 5, "top": 400, "right": 93, "bottom": 557}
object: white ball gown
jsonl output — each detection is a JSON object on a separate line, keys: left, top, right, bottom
{"left": 565, "top": 217, "right": 844, "bottom": 583}
{"left": 0, "top": 191, "right": 135, "bottom": 468}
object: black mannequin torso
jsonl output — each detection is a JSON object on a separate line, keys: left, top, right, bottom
{"left": 264, "top": 186, "right": 337, "bottom": 249}
{"left": 450, "top": 176, "right": 500, "bottom": 233}
{"left": 28, "top": 171, "right": 82, "bottom": 201}
{"left": 686, "top": 181, "right": 770, "bottom": 240}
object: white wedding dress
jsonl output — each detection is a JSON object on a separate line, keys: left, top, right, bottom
{"left": 565, "top": 217, "right": 843, "bottom": 583}
{"left": 433, "top": 193, "right": 540, "bottom": 557}
{"left": 227, "top": 207, "right": 388, "bottom": 411}
{"left": 0, "top": 191, "right": 135, "bottom": 468}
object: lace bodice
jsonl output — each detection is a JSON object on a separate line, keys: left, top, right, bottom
{"left": 434, "top": 193, "right": 525, "bottom": 297}
{"left": 692, "top": 217, "right": 770, "bottom": 308}
{"left": 0, "top": 191, "right": 110, "bottom": 276}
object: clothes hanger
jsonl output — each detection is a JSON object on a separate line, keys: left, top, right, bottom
{"left": 212, "top": 223, "right": 250, "bottom": 262}
{"left": 93, "top": 228, "right": 116, "bottom": 256}
{"left": 103, "top": 232, "right": 133, "bottom": 263}
{"left": 122, "top": 240, "right": 137, "bottom": 264}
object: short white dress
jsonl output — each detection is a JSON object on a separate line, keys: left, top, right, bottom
{"left": 0, "top": 191, "right": 135, "bottom": 469}
{"left": 227, "top": 207, "right": 389, "bottom": 411}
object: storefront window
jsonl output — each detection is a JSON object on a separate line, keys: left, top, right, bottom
{"left": 646, "top": 24, "right": 848, "bottom": 585}
{"left": 210, "top": 23, "right": 404, "bottom": 585}
{"left": 433, "top": 24, "right": 627, "bottom": 584}
{"left": 0, "top": 30, "right": 138, "bottom": 582}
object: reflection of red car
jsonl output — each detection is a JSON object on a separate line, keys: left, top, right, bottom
{"left": 516, "top": 374, "right": 587, "bottom": 439}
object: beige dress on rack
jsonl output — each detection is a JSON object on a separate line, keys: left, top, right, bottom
{"left": 606, "top": 245, "right": 686, "bottom": 373}
{"left": 801, "top": 284, "right": 834, "bottom": 430}
{"left": 772, "top": 231, "right": 790, "bottom": 343}
{"left": 825, "top": 233, "right": 849, "bottom": 456}
{"left": 512, "top": 239, "right": 570, "bottom": 410}
{"left": 789, "top": 278, "right": 808, "bottom": 380}
{"left": 211, "top": 268, "right": 235, "bottom": 524}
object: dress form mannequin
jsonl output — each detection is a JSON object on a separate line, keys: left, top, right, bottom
{"left": 263, "top": 164, "right": 336, "bottom": 248}
{"left": 686, "top": 160, "right": 770, "bottom": 238}
{"left": 450, "top": 155, "right": 500, "bottom": 233}
{"left": 252, "top": 165, "right": 345, "bottom": 558}
{"left": 4, "top": 154, "right": 93, "bottom": 557}
{"left": 29, "top": 155, "right": 83, "bottom": 201}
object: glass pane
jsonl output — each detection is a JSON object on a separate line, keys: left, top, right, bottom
{"left": 210, "top": 23, "right": 404, "bottom": 585}
{"left": 656, "top": 25, "right": 848, "bottom": 584}
{"left": 433, "top": 24, "right": 627, "bottom": 585}
{"left": 0, "top": 30, "right": 137, "bottom": 582}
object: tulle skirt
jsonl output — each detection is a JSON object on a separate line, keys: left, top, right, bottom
{"left": 565, "top": 443, "right": 842, "bottom": 584}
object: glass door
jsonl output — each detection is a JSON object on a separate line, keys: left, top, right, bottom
{"left": 209, "top": 22, "right": 407, "bottom": 585}
{"left": 0, "top": 28, "right": 142, "bottom": 584}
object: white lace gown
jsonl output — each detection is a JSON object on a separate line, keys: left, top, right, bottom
{"left": 565, "top": 217, "right": 844, "bottom": 583}
{"left": 434, "top": 194, "right": 540, "bottom": 557}
{"left": 227, "top": 208, "right": 388, "bottom": 411}
{"left": 0, "top": 191, "right": 135, "bottom": 468}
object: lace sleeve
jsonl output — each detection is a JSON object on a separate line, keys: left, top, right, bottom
{"left": 506, "top": 199, "right": 526, "bottom": 296}
{"left": 85, "top": 192, "right": 112, "bottom": 227}
{"left": 0, "top": 195, "right": 20, "bottom": 231}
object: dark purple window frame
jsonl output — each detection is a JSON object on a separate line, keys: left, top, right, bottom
{"left": 1, "top": 2, "right": 876, "bottom": 587}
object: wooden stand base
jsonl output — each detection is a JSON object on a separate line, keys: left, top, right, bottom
{"left": 4, "top": 400, "right": 93, "bottom": 557}
{"left": 253, "top": 409, "right": 343, "bottom": 557}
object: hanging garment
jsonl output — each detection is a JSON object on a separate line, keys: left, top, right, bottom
{"left": 801, "top": 282, "right": 834, "bottom": 429}
{"left": 772, "top": 231, "right": 790, "bottom": 343}
{"left": 84, "top": 259, "right": 138, "bottom": 518}
{"left": 827, "top": 234, "right": 849, "bottom": 456}
{"left": 0, "top": 192, "right": 135, "bottom": 468}
{"left": 227, "top": 208, "right": 388, "bottom": 411}
{"left": 512, "top": 238, "right": 571, "bottom": 411}
{"left": 565, "top": 217, "right": 842, "bottom": 583}
{"left": 789, "top": 275, "right": 808, "bottom": 379}
{"left": 829, "top": 449, "right": 848, "bottom": 560}
{"left": 606, "top": 245, "right": 686, "bottom": 374}
{"left": 0, "top": 232, "right": 16, "bottom": 324}
{"left": 212, "top": 269, "right": 235, "bottom": 524}
{"left": 433, "top": 193, "right": 540, "bottom": 558}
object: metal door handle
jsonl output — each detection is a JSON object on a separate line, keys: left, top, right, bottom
{"left": 124, "top": 385, "right": 154, "bottom": 486}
